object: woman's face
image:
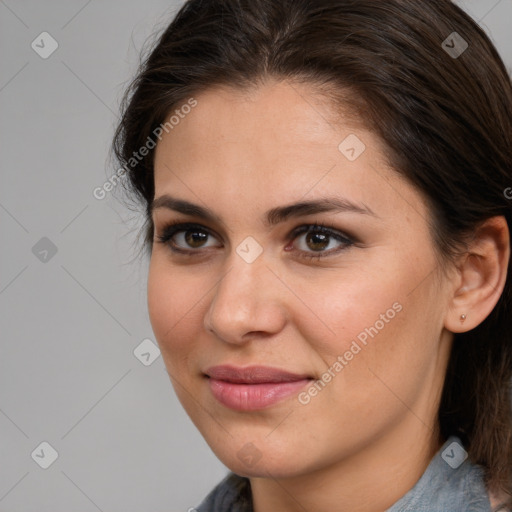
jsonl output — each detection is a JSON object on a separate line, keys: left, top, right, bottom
{"left": 148, "top": 79, "right": 455, "bottom": 478}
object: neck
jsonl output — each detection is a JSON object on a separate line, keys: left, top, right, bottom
{"left": 250, "top": 419, "right": 443, "bottom": 512}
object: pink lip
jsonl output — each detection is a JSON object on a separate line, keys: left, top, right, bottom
{"left": 205, "top": 365, "right": 313, "bottom": 411}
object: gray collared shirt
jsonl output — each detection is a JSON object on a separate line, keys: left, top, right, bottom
{"left": 195, "top": 436, "right": 506, "bottom": 511}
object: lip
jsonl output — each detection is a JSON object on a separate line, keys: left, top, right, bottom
{"left": 204, "top": 365, "right": 313, "bottom": 411}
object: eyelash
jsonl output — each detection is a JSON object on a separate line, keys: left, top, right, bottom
{"left": 155, "top": 221, "right": 355, "bottom": 260}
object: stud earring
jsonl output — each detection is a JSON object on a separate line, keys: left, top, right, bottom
{"left": 460, "top": 313, "right": 467, "bottom": 323}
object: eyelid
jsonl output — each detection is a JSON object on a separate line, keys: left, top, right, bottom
{"left": 156, "top": 221, "right": 223, "bottom": 251}
{"left": 155, "top": 220, "right": 356, "bottom": 258}
{"left": 286, "top": 223, "right": 355, "bottom": 260}
{"left": 288, "top": 222, "right": 355, "bottom": 242}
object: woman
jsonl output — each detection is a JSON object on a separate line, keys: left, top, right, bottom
{"left": 112, "top": 0, "right": 512, "bottom": 510}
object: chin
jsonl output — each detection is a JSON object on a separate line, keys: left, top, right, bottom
{"left": 220, "top": 452, "right": 301, "bottom": 479}
{"left": 204, "top": 432, "right": 315, "bottom": 479}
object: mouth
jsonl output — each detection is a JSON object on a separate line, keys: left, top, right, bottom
{"left": 204, "top": 365, "right": 314, "bottom": 411}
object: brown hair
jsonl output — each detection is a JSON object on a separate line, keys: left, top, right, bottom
{"left": 112, "top": 0, "right": 512, "bottom": 502}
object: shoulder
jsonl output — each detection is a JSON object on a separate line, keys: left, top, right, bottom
{"left": 195, "top": 472, "right": 252, "bottom": 512}
{"left": 388, "top": 436, "right": 495, "bottom": 511}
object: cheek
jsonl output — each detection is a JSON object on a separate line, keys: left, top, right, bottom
{"left": 293, "top": 259, "right": 436, "bottom": 392}
{"left": 350, "top": 300, "right": 438, "bottom": 414}
{"left": 147, "top": 257, "right": 206, "bottom": 362}
{"left": 289, "top": 264, "right": 404, "bottom": 358}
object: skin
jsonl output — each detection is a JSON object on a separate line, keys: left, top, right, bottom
{"left": 147, "top": 79, "right": 509, "bottom": 512}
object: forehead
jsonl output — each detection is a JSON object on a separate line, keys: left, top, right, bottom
{"left": 155, "top": 79, "right": 363, "bottom": 156}
{"left": 152, "top": 80, "right": 427, "bottom": 225}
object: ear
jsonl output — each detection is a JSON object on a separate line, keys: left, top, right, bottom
{"left": 445, "top": 216, "right": 510, "bottom": 333}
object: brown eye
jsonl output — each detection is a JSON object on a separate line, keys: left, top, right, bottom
{"left": 305, "top": 231, "right": 330, "bottom": 251}
{"left": 184, "top": 229, "right": 209, "bottom": 248}
{"left": 290, "top": 224, "right": 354, "bottom": 260}
{"left": 156, "top": 222, "right": 222, "bottom": 252}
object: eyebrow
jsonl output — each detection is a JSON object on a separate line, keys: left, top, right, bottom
{"left": 150, "top": 194, "right": 377, "bottom": 228}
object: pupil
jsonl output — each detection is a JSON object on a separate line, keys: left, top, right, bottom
{"left": 185, "top": 230, "right": 208, "bottom": 248}
{"left": 307, "top": 232, "right": 328, "bottom": 251}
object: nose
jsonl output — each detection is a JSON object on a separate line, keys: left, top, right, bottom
{"left": 203, "top": 249, "right": 288, "bottom": 345}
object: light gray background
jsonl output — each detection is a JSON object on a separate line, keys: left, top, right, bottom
{"left": 1, "top": 1, "right": 511, "bottom": 511}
